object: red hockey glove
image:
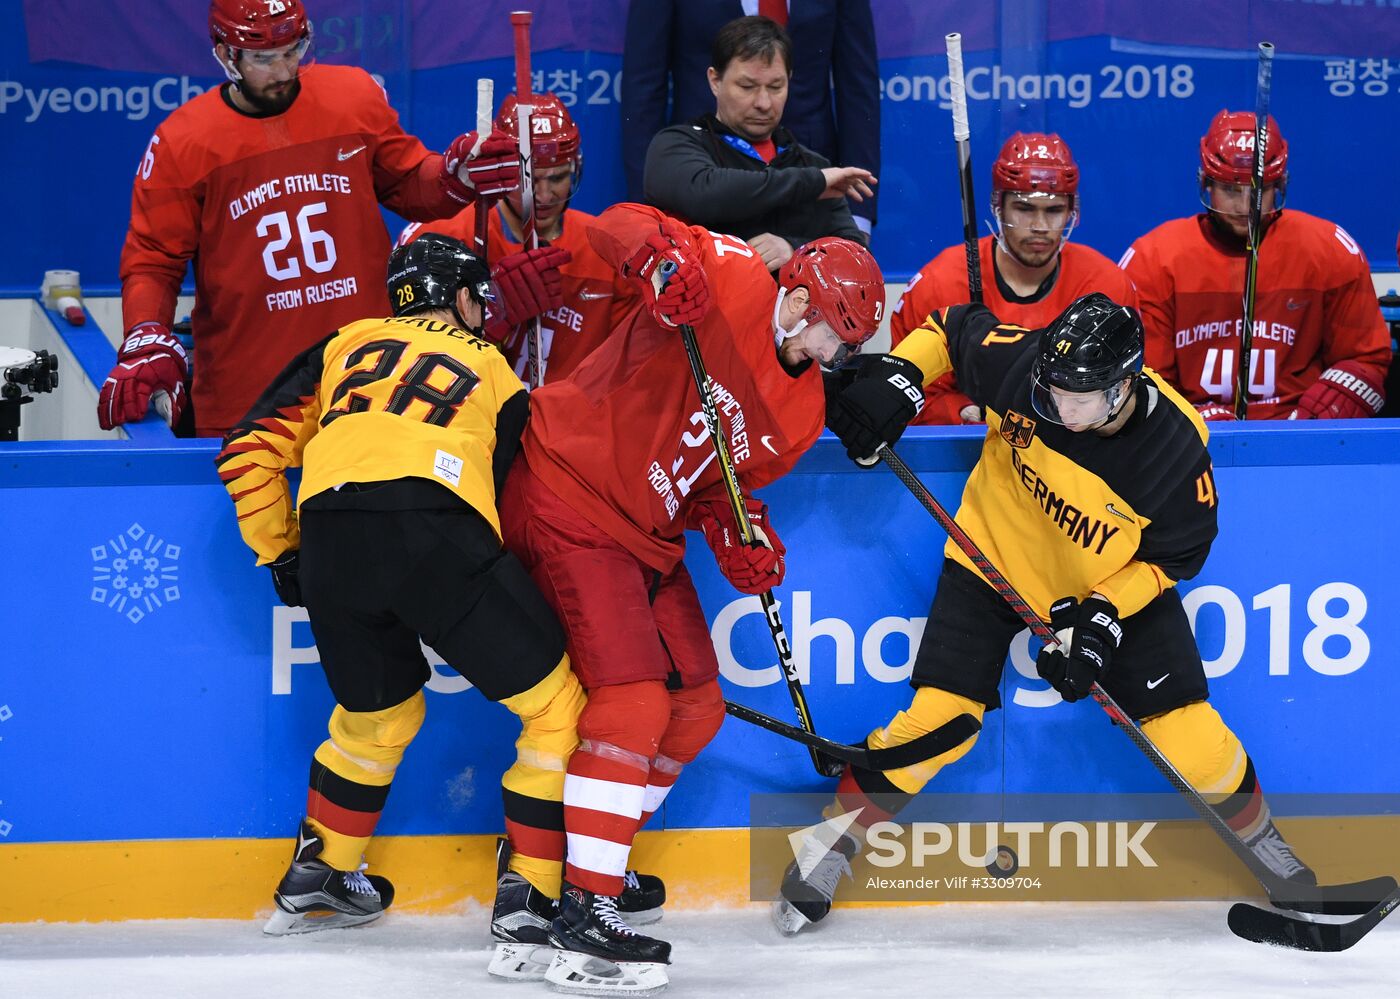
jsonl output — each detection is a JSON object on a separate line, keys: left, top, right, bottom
{"left": 97, "top": 321, "right": 188, "bottom": 430}
{"left": 690, "top": 498, "right": 786, "bottom": 595}
{"left": 491, "top": 245, "right": 572, "bottom": 326}
{"left": 1195, "top": 403, "right": 1236, "bottom": 422}
{"left": 622, "top": 228, "right": 710, "bottom": 328}
{"left": 1289, "top": 362, "right": 1385, "bottom": 420}
{"left": 441, "top": 129, "right": 520, "bottom": 205}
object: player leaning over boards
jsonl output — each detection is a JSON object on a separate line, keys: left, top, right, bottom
{"left": 105, "top": 0, "right": 518, "bottom": 438}
{"left": 776, "top": 293, "right": 1316, "bottom": 934}
{"left": 216, "top": 234, "right": 584, "bottom": 935}
{"left": 494, "top": 203, "right": 885, "bottom": 991}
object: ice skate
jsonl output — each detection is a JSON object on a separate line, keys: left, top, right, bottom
{"left": 487, "top": 837, "right": 560, "bottom": 981}
{"left": 772, "top": 830, "right": 858, "bottom": 937}
{"left": 1246, "top": 818, "right": 1317, "bottom": 885}
{"left": 263, "top": 820, "right": 393, "bottom": 936}
{"left": 546, "top": 880, "right": 671, "bottom": 995}
{"left": 618, "top": 869, "right": 666, "bottom": 926}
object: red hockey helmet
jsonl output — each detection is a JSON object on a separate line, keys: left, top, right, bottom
{"left": 991, "top": 132, "right": 1080, "bottom": 197}
{"left": 778, "top": 238, "right": 885, "bottom": 366}
{"left": 209, "top": 0, "right": 310, "bottom": 50}
{"left": 1199, "top": 110, "right": 1288, "bottom": 186}
{"left": 496, "top": 93, "right": 582, "bottom": 171}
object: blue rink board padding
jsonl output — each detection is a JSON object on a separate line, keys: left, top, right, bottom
{"left": 3, "top": 0, "right": 1400, "bottom": 295}
{"left": 2, "top": 420, "right": 1397, "bottom": 844}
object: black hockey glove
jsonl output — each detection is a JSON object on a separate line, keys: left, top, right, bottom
{"left": 826, "top": 354, "right": 925, "bottom": 466}
{"left": 268, "top": 550, "right": 304, "bottom": 607}
{"left": 1035, "top": 595, "right": 1122, "bottom": 702}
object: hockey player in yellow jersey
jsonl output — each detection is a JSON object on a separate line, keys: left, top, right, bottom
{"left": 775, "top": 293, "right": 1316, "bottom": 934}
{"left": 217, "top": 233, "right": 585, "bottom": 943}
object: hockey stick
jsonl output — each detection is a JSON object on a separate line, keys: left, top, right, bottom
{"left": 473, "top": 78, "right": 494, "bottom": 261}
{"left": 672, "top": 314, "right": 840, "bottom": 778}
{"left": 511, "top": 10, "right": 544, "bottom": 389}
{"left": 725, "top": 698, "right": 980, "bottom": 772}
{"left": 1235, "top": 41, "right": 1274, "bottom": 420}
{"left": 1228, "top": 884, "right": 1400, "bottom": 952}
{"left": 876, "top": 443, "right": 1395, "bottom": 915}
{"left": 945, "top": 32, "right": 982, "bottom": 305}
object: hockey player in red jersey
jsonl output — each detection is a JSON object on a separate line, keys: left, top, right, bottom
{"left": 1121, "top": 110, "right": 1390, "bottom": 420}
{"left": 890, "top": 132, "right": 1137, "bottom": 424}
{"left": 493, "top": 204, "right": 884, "bottom": 990}
{"left": 103, "top": 0, "right": 520, "bottom": 438}
{"left": 399, "top": 93, "right": 638, "bottom": 386}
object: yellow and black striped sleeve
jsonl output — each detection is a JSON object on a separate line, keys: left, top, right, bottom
{"left": 890, "top": 304, "right": 1036, "bottom": 410}
{"left": 214, "top": 335, "right": 330, "bottom": 566}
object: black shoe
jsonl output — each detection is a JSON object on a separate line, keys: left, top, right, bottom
{"left": 263, "top": 820, "right": 393, "bottom": 936}
{"left": 772, "top": 831, "right": 858, "bottom": 936}
{"left": 551, "top": 880, "right": 671, "bottom": 965}
{"left": 618, "top": 869, "right": 665, "bottom": 925}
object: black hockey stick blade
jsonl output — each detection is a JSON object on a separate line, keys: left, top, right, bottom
{"left": 725, "top": 699, "right": 980, "bottom": 771}
{"left": 1228, "top": 885, "right": 1400, "bottom": 952}
{"left": 1266, "top": 874, "right": 1398, "bottom": 917}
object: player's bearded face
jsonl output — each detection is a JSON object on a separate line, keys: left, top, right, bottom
{"left": 999, "top": 192, "right": 1072, "bottom": 268}
{"left": 709, "top": 55, "right": 790, "bottom": 143}
{"left": 1204, "top": 181, "right": 1279, "bottom": 239}
{"left": 230, "top": 39, "right": 306, "bottom": 114}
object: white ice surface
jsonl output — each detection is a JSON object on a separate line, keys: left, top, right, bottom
{"left": 1, "top": 902, "right": 1395, "bottom": 999}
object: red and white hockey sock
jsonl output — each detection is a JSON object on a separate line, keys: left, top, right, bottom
{"left": 638, "top": 754, "right": 684, "bottom": 829}
{"left": 563, "top": 681, "right": 672, "bottom": 897}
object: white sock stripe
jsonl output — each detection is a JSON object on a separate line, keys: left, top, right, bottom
{"left": 566, "top": 832, "right": 632, "bottom": 879}
{"left": 641, "top": 782, "right": 674, "bottom": 815}
{"left": 564, "top": 773, "right": 645, "bottom": 818}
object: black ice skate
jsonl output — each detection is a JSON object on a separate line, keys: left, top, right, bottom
{"left": 1246, "top": 818, "right": 1317, "bottom": 885}
{"left": 263, "top": 820, "right": 394, "bottom": 936}
{"left": 772, "top": 830, "right": 859, "bottom": 937}
{"left": 618, "top": 869, "right": 666, "bottom": 926}
{"left": 488, "top": 837, "right": 560, "bottom": 981}
{"left": 546, "top": 880, "right": 671, "bottom": 995}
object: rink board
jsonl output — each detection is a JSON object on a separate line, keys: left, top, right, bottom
{"left": 3, "top": 305, "right": 1399, "bottom": 919}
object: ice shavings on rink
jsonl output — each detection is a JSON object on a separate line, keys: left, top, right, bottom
{"left": 2, "top": 902, "right": 1395, "bottom": 999}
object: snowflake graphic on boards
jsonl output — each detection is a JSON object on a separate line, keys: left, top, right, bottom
{"left": 91, "top": 523, "right": 181, "bottom": 624}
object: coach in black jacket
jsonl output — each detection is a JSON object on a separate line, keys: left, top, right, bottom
{"left": 641, "top": 16, "right": 874, "bottom": 273}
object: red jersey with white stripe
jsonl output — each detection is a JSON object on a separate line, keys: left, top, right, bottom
{"left": 521, "top": 203, "right": 826, "bottom": 572}
{"left": 121, "top": 65, "right": 460, "bottom": 435}
{"left": 890, "top": 236, "right": 1138, "bottom": 423}
{"left": 399, "top": 206, "right": 639, "bottom": 385}
{"left": 1120, "top": 211, "right": 1390, "bottom": 419}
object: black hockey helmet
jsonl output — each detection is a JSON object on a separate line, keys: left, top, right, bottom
{"left": 1030, "top": 293, "right": 1143, "bottom": 428}
{"left": 386, "top": 233, "right": 493, "bottom": 320}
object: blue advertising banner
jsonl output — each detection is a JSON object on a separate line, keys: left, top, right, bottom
{"left": 2, "top": 423, "right": 1396, "bottom": 845}
{"left": 2, "top": 0, "right": 1397, "bottom": 296}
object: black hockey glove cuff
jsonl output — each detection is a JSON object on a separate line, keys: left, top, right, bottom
{"left": 1035, "top": 595, "right": 1122, "bottom": 702}
{"left": 268, "top": 550, "right": 304, "bottom": 608}
{"left": 826, "top": 354, "right": 925, "bottom": 466}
